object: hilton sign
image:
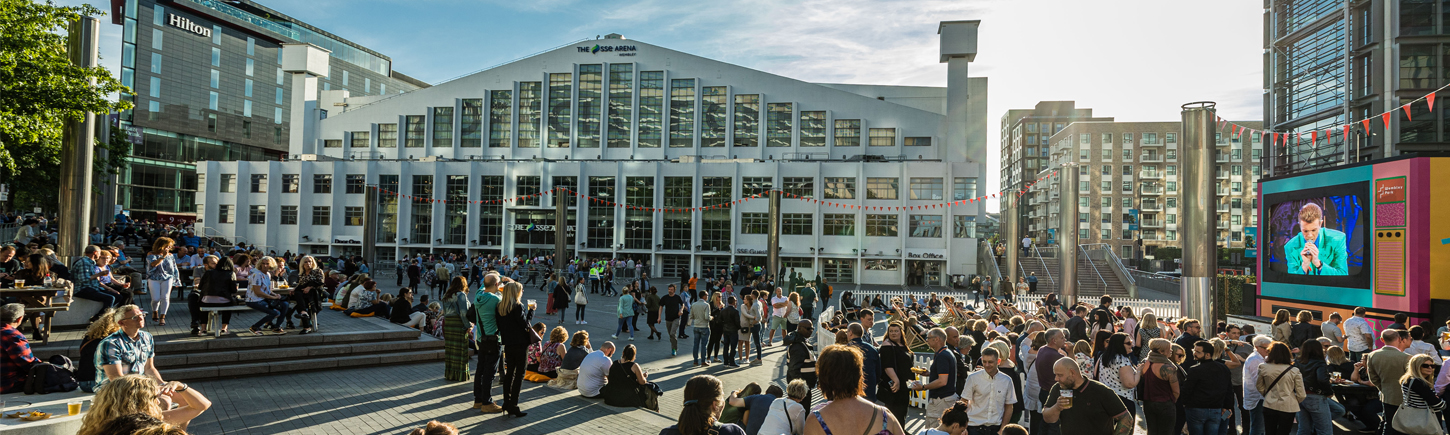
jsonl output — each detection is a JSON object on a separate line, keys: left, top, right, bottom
{"left": 168, "top": 14, "right": 212, "bottom": 38}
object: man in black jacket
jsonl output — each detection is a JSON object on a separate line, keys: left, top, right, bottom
{"left": 785, "top": 320, "right": 817, "bottom": 408}
{"left": 1180, "top": 341, "right": 1234, "bottom": 435}
{"left": 720, "top": 296, "right": 741, "bottom": 367}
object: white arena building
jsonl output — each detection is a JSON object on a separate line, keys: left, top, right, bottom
{"left": 196, "top": 21, "right": 991, "bottom": 286}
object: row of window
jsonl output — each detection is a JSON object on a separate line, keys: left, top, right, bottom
{"left": 218, "top": 204, "right": 364, "bottom": 226}
{"left": 737, "top": 213, "right": 977, "bottom": 238}
{"left": 212, "top": 172, "right": 980, "bottom": 201}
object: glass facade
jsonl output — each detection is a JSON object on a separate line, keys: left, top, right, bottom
{"left": 766, "top": 103, "right": 793, "bottom": 147}
{"left": 607, "top": 64, "right": 633, "bottom": 148}
{"left": 734, "top": 94, "right": 759, "bottom": 147}
{"left": 669, "top": 79, "right": 696, "bottom": 147}
{"left": 624, "top": 177, "right": 653, "bottom": 250}
{"left": 489, "top": 90, "right": 512, "bottom": 148}
{"left": 701, "top": 87, "right": 727, "bottom": 147}
{"left": 577, "top": 65, "right": 602, "bottom": 148}
{"left": 547, "top": 73, "right": 572, "bottom": 148}
{"left": 460, "top": 99, "right": 482, "bottom": 147}
{"left": 638, "top": 72, "right": 664, "bottom": 148}
{"left": 518, "top": 82, "right": 541, "bottom": 148}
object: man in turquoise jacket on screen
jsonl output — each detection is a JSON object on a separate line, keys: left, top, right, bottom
{"left": 1284, "top": 202, "right": 1349, "bottom": 275}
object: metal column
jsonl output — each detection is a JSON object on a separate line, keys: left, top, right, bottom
{"left": 555, "top": 187, "right": 568, "bottom": 275}
{"left": 1180, "top": 102, "right": 1218, "bottom": 324}
{"left": 362, "top": 184, "right": 378, "bottom": 266}
{"left": 1005, "top": 197, "right": 1019, "bottom": 295}
{"left": 768, "top": 190, "right": 781, "bottom": 280}
{"left": 1058, "top": 169, "right": 1078, "bottom": 306}
{"left": 58, "top": 17, "right": 99, "bottom": 259}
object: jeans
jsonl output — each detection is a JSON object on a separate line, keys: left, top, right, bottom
{"left": 721, "top": 329, "right": 737, "bottom": 364}
{"left": 750, "top": 323, "right": 763, "bottom": 360}
{"left": 1185, "top": 407, "right": 1224, "bottom": 435}
{"left": 615, "top": 317, "right": 633, "bottom": 338}
{"left": 576, "top": 305, "right": 586, "bottom": 321}
{"left": 1262, "top": 408, "right": 1295, "bottom": 435}
{"left": 1036, "top": 390, "right": 1061, "bottom": 435}
{"left": 692, "top": 327, "right": 710, "bottom": 364}
{"left": 1222, "top": 386, "right": 1244, "bottom": 435}
{"left": 246, "top": 300, "right": 282, "bottom": 329}
{"left": 1247, "top": 401, "right": 1265, "bottom": 435}
{"left": 1295, "top": 394, "right": 1334, "bottom": 435}
{"left": 558, "top": 305, "right": 567, "bottom": 324}
{"left": 74, "top": 287, "right": 119, "bottom": 319}
{"left": 476, "top": 335, "right": 500, "bottom": 405}
{"left": 1144, "top": 401, "right": 1178, "bottom": 435}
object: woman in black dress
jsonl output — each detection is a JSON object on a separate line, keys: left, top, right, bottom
{"left": 876, "top": 322, "right": 914, "bottom": 425}
{"left": 603, "top": 344, "right": 654, "bottom": 409}
{"left": 495, "top": 281, "right": 531, "bottom": 418}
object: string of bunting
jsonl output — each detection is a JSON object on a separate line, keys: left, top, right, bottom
{"left": 369, "top": 171, "right": 1066, "bottom": 214}
{"left": 1219, "top": 81, "right": 1450, "bottom": 148}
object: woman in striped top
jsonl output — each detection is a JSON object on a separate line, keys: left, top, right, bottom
{"left": 1399, "top": 353, "right": 1446, "bottom": 421}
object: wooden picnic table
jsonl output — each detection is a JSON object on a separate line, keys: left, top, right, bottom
{"left": 0, "top": 283, "right": 74, "bottom": 344}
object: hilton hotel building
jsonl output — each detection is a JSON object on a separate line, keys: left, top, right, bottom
{"left": 112, "top": 0, "right": 427, "bottom": 219}
{"left": 194, "top": 22, "right": 990, "bottom": 286}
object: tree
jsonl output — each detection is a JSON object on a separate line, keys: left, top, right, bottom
{"left": 0, "top": 1, "right": 133, "bottom": 211}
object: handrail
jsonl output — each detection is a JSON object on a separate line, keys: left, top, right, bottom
{"left": 978, "top": 240, "right": 1003, "bottom": 286}
{"left": 196, "top": 225, "right": 267, "bottom": 252}
{"left": 1078, "top": 245, "right": 1107, "bottom": 289}
{"left": 1128, "top": 269, "right": 1183, "bottom": 284}
{"left": 1090, "top": 243, "right": 1138, "bottom": 297}
{"left": 1030, "top": 245, "right": 1056, "bottom": 287}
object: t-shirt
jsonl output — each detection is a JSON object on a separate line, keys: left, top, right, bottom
{"left": 1045, "top": 379, "right": 1127, "bottom": 435}
{"left": 1065, "top": 316, "right": 1088, "bottom": 343}
{"left": 1321, "top": 322, "right": 1345, "bottom": 348}
{"left": 756, "top": 397, "right": 805, "bottom": 435}
{"left": 928, "top": 348, "right": 957, "bottom": 399}
{"left": 661, "top": 294, "right": 685, "bottom": 321}
{"left": 1343, "top": 316, "right": 1373, "bottom": 352}
{"left": 741, "top": 393, "right": 777, "bottom": 435}
{"left": 771, "top": 296, "right": 789, "bottom": 317}
{"left": 0, "top": 258, "right": 21, "bottom": 282}
{"left": 1035, "top": 346, "right": 1064, "bottom": 389}
{"left": 577, "top": 350, "right": 613, "bottom": 397}
{"left": 95, "top": 330, "right": 155, "bottom": 391}
{"left": 474, "top": 291, "right": 502, "bottom": 336}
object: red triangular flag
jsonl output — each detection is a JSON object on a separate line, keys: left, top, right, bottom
{"left": 1361, "top": 118, "right": 1370, "bottom": 132}
{"left": 1430, "top": 93, "right": 1437, "bottom": 112}
{"left": 1404, "top": 104, "right": 1412, "bottom": 121}
{"left": 1311, "top": 131, "right": 1317, "bottom": 146}
{"left": 1383, "top": 112, "right": 1392, "bottom": 129}
{"left": 1343, "top": 124, "right": 1350, "bottom": 139}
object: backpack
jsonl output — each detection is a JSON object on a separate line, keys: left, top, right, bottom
{"left": 24, "top": 355, "right": 79, "bottom": 395}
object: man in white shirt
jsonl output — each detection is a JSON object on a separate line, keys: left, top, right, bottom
{"left": 577, "top": 341, "right": 616, "bottom": 398}
{"left": 1320, "top": 312, "right": 1345, "bottom": 350}
{"left": 768, "top": 287, "right": 789, "bottom": 345}
{"left": 1342, "top": 307, "right": 1374, "bottom": 361}
{"left": 1241, "top": 335, "right": 1272, "bottom": 435}
{"left": 756, "top": 379, "right": 808, "bottom": 435}
{"left": 961, "top": 347, "right": 1016, "bottom": 432}
{"left": 1021, "top": 236, "right": 1032, "bottom": 256}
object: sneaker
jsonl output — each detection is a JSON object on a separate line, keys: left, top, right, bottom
{"left": 672, "top": 349, "right": 677, "bottom": 356}
{"left": 750, "top": 359, "right": 762, "bottom": 366}
{"left": 611, "top": 335, "right": 618, "bottom": 339}
{"left": 479, "top": 403, "right": 505, "bottom": 414}
{"left": 629, "top": 337, "right": 635, "bottom": 341}
{"left": 248, "top": 327, "right": 263, "bottom": 336}
{"left": 582, "top": 321, "right": 587, "bottom": 324}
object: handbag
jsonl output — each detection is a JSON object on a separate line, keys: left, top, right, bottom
{"left": 1393, "top": 381, "right": 1444, "bottom": 435}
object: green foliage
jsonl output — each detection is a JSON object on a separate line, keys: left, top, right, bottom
{"left": 0, "top": 0, "right": 133, "bottom": 210}
{"left": 1153, "top": 247, "right": 1182, "bottom": 263}
{"left": 1215, "top": 274, "right": 1256, "bottom": 320}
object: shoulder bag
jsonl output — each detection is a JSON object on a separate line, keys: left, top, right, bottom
{"left": 1259, "top": 366, "right": 1293, "bottom": 396}
{"left": 1393, "top": 380, "right": 1443, "bottom": 435}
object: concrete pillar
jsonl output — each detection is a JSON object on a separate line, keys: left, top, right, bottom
{"left": 1058, "top": 169, "right": 1078, "bottom": 306}
{"left": 58, "top": 17, "right": 99, "bottom": 259}
{"left": 555, "top": 187, "right": 568, "bottom": 275}
{"left": 937, "top": 21, "right": 979, "bottom": 164}
{"left": 1180, "top": 103, "right": 1218, "bottom": 324}
{"left": 1005, "top": 198, "right": 1019, "bottom": 294}
{"left": 362, "top": 184, "right": 378, "bottom": 266}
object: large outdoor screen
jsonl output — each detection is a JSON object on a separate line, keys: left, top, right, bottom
{"left": 1262, "top": 181, "right": 1370, "bottom": 289}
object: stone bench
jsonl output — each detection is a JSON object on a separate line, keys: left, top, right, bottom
{"left": 0, "top": 390, "right": 93, "bottom": 435}
{"left": 200, "top": 305, "right": 253, "bottom": 337}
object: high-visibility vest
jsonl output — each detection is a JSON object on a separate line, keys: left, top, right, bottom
{"left": 753, "top": 266, "right": 762, "bottom": 273}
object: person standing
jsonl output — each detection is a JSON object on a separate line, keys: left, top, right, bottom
{"left": 573, "top": 278, "right": 588, "bottom": 324}
{"left": 1294, "top": 340, "right": 1335, "bottom": 435}
{"left": 1343, "top": 307, "right": 1374, "bottom": 362}
{"left": 1042, "top": 358, "right": 1133, "bottom": 435}
{"left": 661, "top": 285, "right": 684, "bottom": 356}
{"left": 473, "top": 273, "right": 505, "bottom": 414}
{"left": 1320, "top": 312, "right": 1345, "bottom": 350}
{"left": 784, "top": 320, "right": 816, "bottom": 407}
{"left": 145, "top": 237, "right": 180, "bottom": 326}
{"left": 1181, "top": 341, "right": 1234, "bottom": 435}
{"left": 846, "top": 323, "right": 879, "bottom": 403}
{"left": 645, "top": 287, "right": 662, "bottom": 341}
{"left": 962, "top": 347, "right": 1018, "bottom": 434}
{"left": 877, "top": 322, "right": 913, "bottom": 426}
{"left": 441, "top": 277, "right": 472, "bottom": 383}
{"left": 1033, "top": 328, "right": 1068, "bottom": 435}
{"left": 767, "top": 287, "right": 788, "bottom": 346}
{"left": 795, "top": 283, "right": 816, "bottom": 322}
{"left": 909, "top": 328, "right": 959, "bottom": 430}
{"left": 494, "top": 281, "right": 531, "bottom": 418}
{"left": 1028, "top": 272, "right": 1038, "bottom": 293}
{"left": 614, "top": 288, "right": 636, "bottom": 341}
{"left": 1255, "top": 342, "right": 1304, "bottom": 435}
{"left": 1022, "top": 236, "right": 1033, "bottom": 257}
{"left": 1366, "top": 329, "right": 1411, "bottom": 435}
{"left": 1239, "top": 335, "right": 1272, "bottom": 435}
{"left": 690, "top": 290, "right": 713, "bottom": 366}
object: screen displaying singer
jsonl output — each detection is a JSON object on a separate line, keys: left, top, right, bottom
{"left": 1282, "top": 203, "right": 1348, "bottom": 275}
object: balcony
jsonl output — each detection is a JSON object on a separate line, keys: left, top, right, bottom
{"left": 1140, "top": 154, "right": 1164, "bottom": 163}
{"left": 1142, "top": 232, "right": 1162, "bottom": 241}
{"left": 1142, "top": 140, "right": 1163, "bottom": 147}
{"left": 1141, "top": 203, "right": 1164, "bottom": 212}
{"left": 1216, "top": 172, "right": 1229, "bottom": 180}
{"left": 1140, "top": 186, "right": 1164, "bottom": 195}
{"left": 1139, "top": 171, "right": 1163, "bottom": 179}
{"left": 1140, "top": 219, "right": 1164, "bottom": 228}
{"left": 1217, "top": 204, "right": 1229, "bottom": 212}
{"left": 1217, "top": 221, "right": 1230, "bottom": 229}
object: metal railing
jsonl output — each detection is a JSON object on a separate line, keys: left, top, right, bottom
{"left": 978, "top": 240, "right": 1003, "bottom": 287}
{"left": 1078, "top": 245, "right": 1108, "bottom": 290}
{"left": 1030, "top": 245, "right": 1057, "bottom": 288}
{"left": 197, "top": 225, "right": 267, "bottom": 252}
{"left": 1097, "top": 243, "right": 1137, "bottom": 297}
{"left": 0, "top": 223, "right": 17, "bottom": 245}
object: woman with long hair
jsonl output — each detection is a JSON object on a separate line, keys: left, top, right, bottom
{"left": 1093, "top": 333, "right": 1140, "bottom": 419}
{"left": 198, "top": 255, "right": 238, "bottom": 335}
{"left": 292, "top": 255, "right": 324, "bottom": 334}
{"left": 1295, "top": 339, "right": 1334, "bottom": 435}
{"left": 1271, "top": 309, "right": 1292, "bottom": 344}
{"left": 145, "top": 237, "right": 179, "bottom": 325}
{"left": 1399, "top": 354, "right": 1446, "bottom": 433}
{"left": 495, "top": 281, "right": 531, "bottom": 417}
{"left": 244, "top": 256, "right": 286, "bottom": 335}
{"left": 1138, "top": 312, "right": 1163, "bottom": 360}
{"left": 1256, "top": 342, "right": 1305, "bottom": 435}
{"left": 877, "top": 322, "right": 913, "bottom": 425}
{"left": 76, "top": 375, "right": 211, "bottom": 435}
{"left": 1120, "top": 306, "right": 1139, "bottom": 354}
{"left": 659, "top": 375, "right": 746, "bottom": 435}
{"left": 1139, "top": 338, "right": 1180, "bottom": 435}
{"left": 77, "top": 308, "right": 120, "bottom": 392}
{"left": 707, "top": 292, "right": 725, "bottom": 363}
{"left": 441, "top": 276, "right": 471, "bottom": 382}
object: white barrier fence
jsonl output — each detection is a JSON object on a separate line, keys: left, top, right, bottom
{"left": 844, "top": 289, "right": 1181, "bottom": 320}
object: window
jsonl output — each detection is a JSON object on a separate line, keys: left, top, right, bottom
{"left": 623, "top": 176, "right": 653, "bottom": 249}
{"left": 1079, "top": 149, "right": 1089, "bottom": 161}
{"left": 909, "top": 215, "right": 942, "bottom": 238}
{"left": 552, "top": 176, "right": 578, "bottom": 207}
{"left": 344, "top": 174, "right": 365, "bottom": 194}
{"left": 800, "top": 112, "right": 826, "bottom": 147}
{"left": 516, "top": 176, "right": 541, "bottom": 206}
{"left": 1079, "top": 181, "right": 1089, "bottom": 193}
{"left": 824, "top": 214, "right": 855, "bottom": 236}
{"left": 323, "top": 139, "right": 341, "bottom": 148}
{"left": 476, "top": 175, "right": 503, "bottom": 246}
{"left": 1102, "top": 148, "right": 1112, "bottom": 161}
{"left": 1102, "top": 213, "right": 1112, "bottom": 224}
{"left": 1167, "top": 181, "right": 1177, "bottom": 192}
{"left": 1123, "top": 133, "right": 1134, "bottom": 144}
{"left": 742, "top": 213, "right": 769, "bottom": 234}
{"left": 1102, "top": 165, "right": 1112, "bottom": 175}
{"left": 217, "top": 205, "right": 233, "bottom": 223}
{"left": 1232, "top": 182, "right": 1242, "bottom": 193}
{"left": 1167, "top": 198, "right": 1177, "bottom": 208}
{"left": 488, "top": 90, "right": 512, "bottom": 147}
{"left": 866, "top": 214, "right": 898, "bottom": 237}
{"left": 443, "top": 176, "right": 468, "bottom": 243}
{"left": 669, "top": 78, "right": 696, "bottom": 147}
{"left": 576, "top": 65, "right": 602, "bottom": 148}
{"left": 909, "top": 178, "right": 943, "bottom": 200}
{"left": 865, "top": 260, "right": 899, "bottom": 271}
{"left": 835, "top": 119, "right": 860, "bottom": 147}
{"left": 280, "top": 206, "right": 297, "bottom": 225}
{"left": 281, "top": 174, "right": 299, "bottom": 193}
{"left": 404, "top": 115, "right": 425, "bottom": 147}
{"left": 1101, "top": 197, "right": 1112, "bottom": 207}
{"left": 548, "top": 73, "right": 572, "bottom": 147}
{"left": 1079, "top": 197, "right": 1090, "bottom": 207}
{"left": 1080, "top": 133, "right": 1091, "bottom": 145}
{"left": 250, "top": 174, "right": 267, "bottom": 193}
{"left": 1166, "top": 165, "right": 1176, "bottom": 176}
{"left": 1143, "top": 133, "right": 1158, "bottom": 144}
{"left": 313, "top": 174, "right": 332, "bottom": 194}
{"left": 341, "top": 206, "right": 364, "bottom": 226}
{"left": 662, "top": 177, "right": 692, "bottom": 250}
{"left": 351, "top": 131, "right": 369, "bottom": 148}
{"left": 782, "top": 213, "right": 812, "bottom": 235}
{"left": 219, "top": 174, "right": 236, "bottom": 193}
{"left": 609, "top": 65, "right": 636, "bottom": 148}
{"left": 700, "top": 177, "right": 732, "bottom": 251}
{"left": 208, "top": 92, "right": 217, "bottom": 111}
{"left": 1123, "top": 149, "right": 1132, "bottom": 160}
{"left": 1101, "top": 133, "right": 1113, "bottom": 145}
{"left": 410, "top": 175, "right": 434, "bottom": 242}
{"left": 1123, "top": 198, "right": 1133, "bottom": 208}
{"left": 637, "top": 73, "right": 662, "bottom": 148}
{"left": 766, "top": 103, "right": 793, "bottom": 147}
{"left": 518, "top": 82, "right": 542, "bottom": 148}
{"left": 952, "top": 178, "right": 977, "bottom": 200}
{"left": 1232, "top": 165, "right": 1243, "bottom": 175}
{"left": 1101, "top": 229, "right": 1111, "bottom": 239}
{"left": 431, "top": 107, "right": 454, "bottom": 147}
{"left": 824, "top": 177, "right": 855, "bottom": 199}
{"left": 248, "top": 205, "right": 266, "bottom": 224}
{"left": 378, "top": 124, "right": 397, "bottom": 148}
{"left": 1232, "top": 198, "right": 1243, "bottom": 209}
{"left": 783, "top": 177, "right": 814, "bottom": 198}
{"left": 1401, "top": 45, "right": 1436, "bottom": 89}
{"left": 867, "top": 178, "right": 898, "bottom": 199}
{"left": 953, "top": 215, "right": 976, "bottom": 238}
{"left": 1231, "top": 214, "right": 1242, "bottom": 226}
{"left": 734, "top": 94, "right": 759, "bottom": 147}
{"left": 1123, "top": 181, "right": 1133, "bottom": 192}
{"left": 307, "top": 206, "right": 330, "bottom": 226}
{"left": 868, "top": 128, "right": 895, "bottom": 146}
{"left": 587, "top": 176, "right": 616, "bottom": 249}
{"left": 741, "top": 177, "right": 773, "bottom": 196}
{"left": 460, "top": 99, "right": 483, "bottom": 147}
{"left": 1100, "top": 181, "right": 1110, "bottom": 192}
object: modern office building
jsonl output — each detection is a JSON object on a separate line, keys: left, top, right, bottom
{"left": 1029, "top": 121, "right": 1263, "bottom": 265}
{"left": 998, "top": 101, "right": 1113, "bottom": 242}
{"left": 193, "top": 23, "right": 992, "bottom": 285}
{"left": 111, "top": 0, "right": 427, "bottom": 220}
{"left": 1264, "top": 0, "right": 1450, "bottom": 176}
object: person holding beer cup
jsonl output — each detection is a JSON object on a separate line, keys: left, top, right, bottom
{"left": 1043, "top": 358, "right": 1133, "bottom": 435}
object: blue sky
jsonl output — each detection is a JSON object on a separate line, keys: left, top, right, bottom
{"left": 64, "top": 0, "right": 1263, "bottom": 212}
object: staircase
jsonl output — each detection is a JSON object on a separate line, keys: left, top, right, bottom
{"left": 998, "top": 252, "right": 1132, "bottom": 300}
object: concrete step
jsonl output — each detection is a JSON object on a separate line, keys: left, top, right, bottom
{"left": 151, "top": 336, "right": 444, "bottom": 369}
{"left": 164, "top": 349, "right": 445, "bottom": 381}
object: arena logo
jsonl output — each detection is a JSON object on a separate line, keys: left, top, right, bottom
{"left": 577, "top": 44, "right": 638, "bottom": 55}
{"left": 168, "top": 14, "right": 211, "bottom": 38}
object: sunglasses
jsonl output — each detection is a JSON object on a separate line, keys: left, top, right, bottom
{"left": 1422, "top": 364, "right": 1437, "bottom": 369}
